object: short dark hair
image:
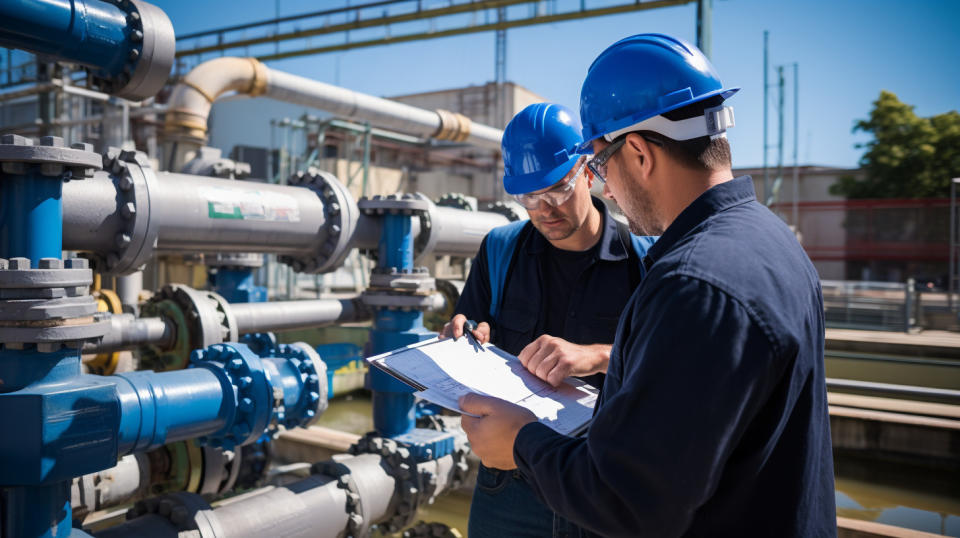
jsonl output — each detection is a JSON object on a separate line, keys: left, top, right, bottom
{"left": 637, "top": 95, "right": 732, "bottom": 171}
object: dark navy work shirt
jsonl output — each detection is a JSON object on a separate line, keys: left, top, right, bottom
{"left": 454, "top": 198, "right": 646, "bottom": 388}
{"left": 514, "top": 177, "right": 837, "bottom": 537}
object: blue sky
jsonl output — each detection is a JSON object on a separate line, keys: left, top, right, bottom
{"left": 157, "top": 0, "right": 960, "bottom": 169}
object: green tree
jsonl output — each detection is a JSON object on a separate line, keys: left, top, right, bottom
{"left": 830, "top": 90, "right": 960, "bottom": 198}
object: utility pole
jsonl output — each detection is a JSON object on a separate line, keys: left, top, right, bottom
{"left": 493, "top": 6, "right": 507, "bottom": 201}
{"left": 775, "top": 64, "right": 784, "bottom": 206}
{"left": 696, "top": 0, "right": 712, "bottom": 59}
{"left": 792, "top": 63, "right": 800, "bottom": 235}
{"left": 762, "top": 31, "right": 769, "bottom": 204}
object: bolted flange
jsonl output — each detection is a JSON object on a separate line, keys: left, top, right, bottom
{"left": 0, "top": 256, "right": 109, "bottom": 351}
{"left": 0, "top": 135, "right": 102, "bottom": 180}
{"left": 278, "top": 168, "right": 358, "bottom": 274}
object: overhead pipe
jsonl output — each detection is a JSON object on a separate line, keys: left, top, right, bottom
{"left": 163, "top": 57, "right": 503, "bottom": 169}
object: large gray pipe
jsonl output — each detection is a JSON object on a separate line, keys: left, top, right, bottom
{"left": 231, "top": 298, "right": 369, "bottom": 334}
{"left": 95, "top": 450, "right": 462, "bottom": 538}
{"left": 62, "top": 161, "right": 510, "bottom": 275}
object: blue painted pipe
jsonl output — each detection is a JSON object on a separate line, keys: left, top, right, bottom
{"left": 0, "top": 0, "right": 133, "bottom": 78}
{"left": 1, "top": 484, "right": 79, "bottom": 538}
{"left": 0, "top": 172, "right": 62, "bottom": 264}
{"left": 114, "top": 368, "right": 229, "bottom": 454}
{"left": 379, "top": 214, "right": 415, "bottom": 269}
{"left": 369, "top": 214, "right": 434, "bottom": 438}
{"left": 210, "top": 267, "right": 268, "bottom": 303}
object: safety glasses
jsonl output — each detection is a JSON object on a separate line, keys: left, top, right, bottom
{"left": 586, "top": 133, "right": 662, "bottom": 184}
{"left": 513, "top": 157, "right": 588, "bottom": 210}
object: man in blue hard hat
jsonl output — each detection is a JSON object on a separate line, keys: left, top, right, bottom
{"left": 459, "top": 34, "right": 837, "bottom": 537}
{"left": 440, "top": 102, "right": 655, "bottom": 537}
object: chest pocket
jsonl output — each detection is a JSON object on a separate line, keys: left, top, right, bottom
{"left": 495, "top": 305, "right": 538, "bottom": 356}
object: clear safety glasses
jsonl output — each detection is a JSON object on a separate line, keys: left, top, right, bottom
{"left": 586, "top": 133, "right": 663, "bottom": 184}
{"left": 513, "top": 157, "right": 588, "bottom": 210}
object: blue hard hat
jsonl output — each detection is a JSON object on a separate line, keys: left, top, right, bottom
{"left": 502, "top": 103, "right": 584, "bottom": 195}
{"left": 578, "top": 33, "right": 739, "bottom": 151}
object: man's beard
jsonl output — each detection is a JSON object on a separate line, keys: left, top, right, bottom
{"left": 622, "top": 183, "right": 663, "bottom": 236}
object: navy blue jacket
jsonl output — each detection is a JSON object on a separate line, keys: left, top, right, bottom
{"left": 514, "top": 177, "right": 837, "bottom": 537}
{"left": 455, "top": 198, "right": 646, "bottom": 388}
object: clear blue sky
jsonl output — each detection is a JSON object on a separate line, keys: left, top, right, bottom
{"left": 156, "top": 0, "right": 960, "bottom": 169}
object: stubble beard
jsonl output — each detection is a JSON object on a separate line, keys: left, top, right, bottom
{"left": 623, "top": 183, "right": 664, "bottom": 237}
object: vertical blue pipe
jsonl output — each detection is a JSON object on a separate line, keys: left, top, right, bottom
{"left": 1, "top": 484, "right": 74, "bottom": 538}
{"left": 0, "top": 156, "right": 74, "bottom": 535}
{"left": 369, "top": 214, "right": 434, "bottom": 437}
{"left": 380, "top": 214, "right": 414, "bottom": 269}
{"left": 0, "top": 173, "right": 62, "bottom": 263}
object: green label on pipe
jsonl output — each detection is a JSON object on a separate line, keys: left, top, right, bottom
{"left": 199, "top": 186, "right": 301, "bottom": 222}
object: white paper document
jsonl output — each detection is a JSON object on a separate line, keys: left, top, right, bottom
{"left": 366, "top": 337, "right": 599, "bottom": 436}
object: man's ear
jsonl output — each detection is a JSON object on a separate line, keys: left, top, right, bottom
{"left": 624, "top": 132, "right": 656, "bottom": 178}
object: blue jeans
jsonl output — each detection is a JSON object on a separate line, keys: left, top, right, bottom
{"left": 469, "top": 464, "right": 584, "bottom": 538}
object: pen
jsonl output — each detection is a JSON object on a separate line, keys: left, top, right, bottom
{"left": 463, "top": 319, "right": 484, "bottom": 352}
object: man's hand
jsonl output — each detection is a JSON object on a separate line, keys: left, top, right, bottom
{"left": 460, "top": 393, "right": 537, "bottom": 470}
{"left": 518, "top": 336, "right": 611, "bottom": 387}
{"left": 440, "top": 314, "right": 491, "bottom": 344}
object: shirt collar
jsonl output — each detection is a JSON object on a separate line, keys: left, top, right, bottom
{"left": 527, "top": 196, "right": 628, "bottom": 261}
{"left": 643, "top": 176, "right": 756, "bottom": 268}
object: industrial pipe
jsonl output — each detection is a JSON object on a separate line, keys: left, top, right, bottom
{"left": 163, "top": 57, "right": 503, "bottom": 169}
{"left": 0, "top": 0, "right": 175, "bottom": 101}
{"left": 61, "top": 156, "right": 510, "bottom": 275}
{"left": 231, "top": 298, "right": 368, "bottom": 334}
{"left": 95, "top": 438, "right": 467, "bottom": 538}
{"left": 84, "top": 313, "right": 174, "bottom": 354}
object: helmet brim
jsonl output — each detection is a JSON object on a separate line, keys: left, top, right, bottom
{"left": 503, "top": 155, "right": 580, "bottom": 195}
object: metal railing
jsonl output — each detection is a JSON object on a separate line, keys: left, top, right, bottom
{"left": 822, "top": 279, "right": 918, "bottom": 332}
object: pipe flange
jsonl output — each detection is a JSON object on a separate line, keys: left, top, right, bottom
{"left": 349, "top": 434, "right": 420, "bottom": 533}
{"left": 368, "top": 267, "right": 436, "bottom": 294}
{"left": 481, "top": 200, "right": 528, "bottom": 222}
{"left": 435, "top": 193, "right": 474, "bottom": 211}
{"left": 311, "top": 460, "right": 366, "bottom": 537}
{"left": 87, "top": 0, "right": 175, "bottom": 101}
{"left": 192, "top": 343, "right": 271, "bottom": 450}
{"left": 139, "top": 285, "right": 236, "bottom": 371}
{"left": 279, "top": 168, "right": 359, "bottom": 274}
{"left": 275, "top": 342, "right": 327, "bottom": 430}
{"left": 240, "top": 334, "right": 328, "bottom": 431}
{"left": 0, "top": 135, "right": 101, "bottom": 179}
{"left": 414, "top": 193, "right": 440, "bottom": 263}
{"left": 83, "top": 148, "right": 160, "bottom": 275}
{"left": 127, "top": 492, "right": 222, "bottom": 535}
{"left": 138, "top": 298, "right": 191, "bottom": 371}
{"left": 358, "top": 193, "right": 431, "bottom": 216}
{"left": 0, "top": 257, "right": 109, "bottom": 350}
{"left": 360, "top": 291, "right": 439, "bottom": 311}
